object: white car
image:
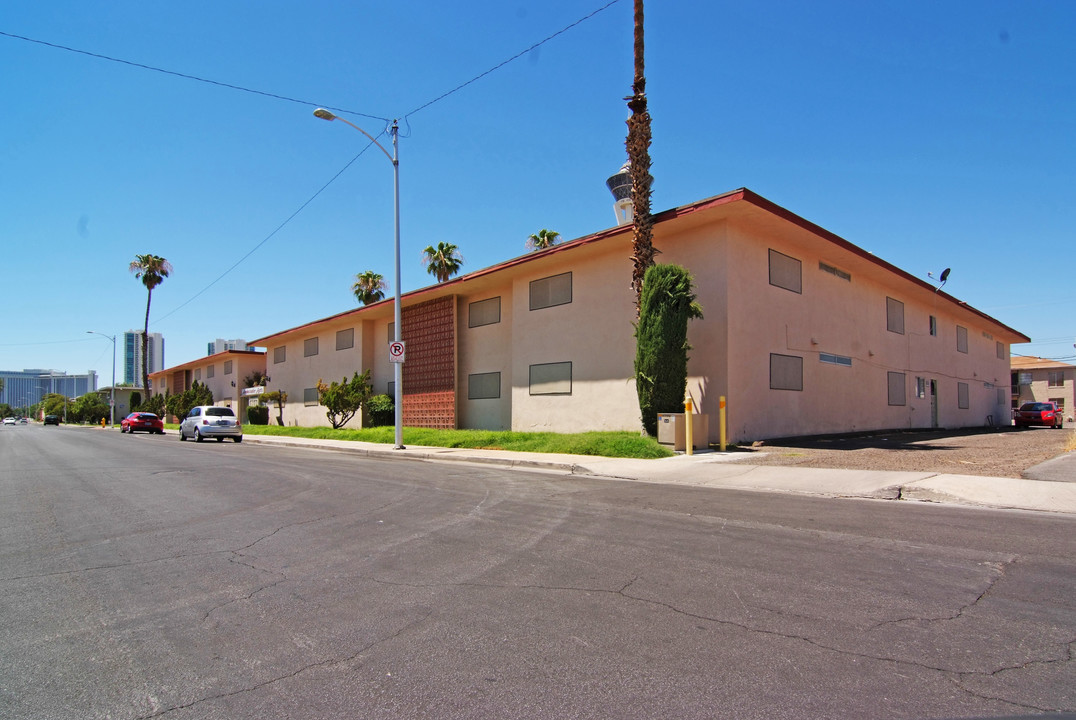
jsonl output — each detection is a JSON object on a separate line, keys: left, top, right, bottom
{"left": 2, "top": 417, "right": 16, "bottom": 426}
{"left": 179, "top": 406, "right": 243, "bottom": 443}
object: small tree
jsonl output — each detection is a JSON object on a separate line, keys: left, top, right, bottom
{"left": 72, "top": 393, "right": 110, "bottom": 425}
{"left": 316, "top": 370, "right": 373, "bottom": 429}
{"left": 261, "top": 390, "right": 288, "bottom": 426}
{"left": 635, "top": 264, "right": 703, "bottom": 437}
{"left": 166, "top": 380, "right": 214, "bottom": 422}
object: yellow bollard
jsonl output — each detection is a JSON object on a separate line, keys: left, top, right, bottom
{"left": 684, "top": 395, "right": 694, "bottom": 456}
{"left": 719, "top": 396, "right": 727, "bottom": 452}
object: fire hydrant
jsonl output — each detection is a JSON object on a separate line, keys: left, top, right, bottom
{"left": 100, "top": 417, "right": 106, "bottom": 428}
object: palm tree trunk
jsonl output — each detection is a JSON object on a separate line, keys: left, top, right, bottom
{"left": 142, "top": 290, "right": 152, "bottom": 391}
{"left": 627, "top": 0, "right": 655, "bottom": 312}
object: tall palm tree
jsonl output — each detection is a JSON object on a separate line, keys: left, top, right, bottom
{"left": 626, "top": 0, "right": 656, "bottom": 312}
{"left": 422, "top": 242, "right": 464, "bottom": 283}
{"left": 128, "top": 254, "right": 172, "bottom": 392}
{"left": 352, "top": 270, "right": 387, "bottom": 305}
{"left": 526, "top": 229, "right": 561, "bottom": 252}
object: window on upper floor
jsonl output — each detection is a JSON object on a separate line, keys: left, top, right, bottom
{"left": 819, "top": 352, "right": 852, "bottom": 367}
{"left": 224, "top": 360, "right": 233, "bottom": 375}
{"left": 956, "top": 326, "right": 968, "bottom": 354}
{"left": 206, "top": 365, "right": 215, "bottom": 379}
{"left": 768, "top": 249, "right": 802, "bottom": 294}
{"left": 304, "top": 337, "right": 319, "bottom": 357}
{"left": 996, "top": 342, "right": 1005, "bottom": 360}
{"left": 929, "top": 315, "right": 938, "bottom": 337}
{"left": 468, "top": 297, "right": 501, "bottom": 328}
{"left": 336, "top": 328, "right": 354, "bottom": 351}
{"left": 273, "top": 346, "right": 286, "bottom": 364}
{"left": 886, "top": 297, "right": 905, "bottom": 335}
{"left": 1049, "top": 371, "right": 1065, "bottom": 387}
{"left": 529, "top": 273, "right": 572, "bottom": 311}
{"left": 818, "top": 261, "right": 851, "bottom": 282}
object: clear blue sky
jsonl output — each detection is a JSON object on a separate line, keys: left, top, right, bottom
{"left": 2, "top": 0, "right": 1074, "bottom": 386}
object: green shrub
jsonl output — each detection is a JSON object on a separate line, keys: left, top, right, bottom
{"left": 246, "top": 405, "right": 269, "bottom": 425}
{"left": 635, "top": 264, "right": 703, "bottom": 437}
{"left": 366, "top": 394, "right": 394, "bottom": 427}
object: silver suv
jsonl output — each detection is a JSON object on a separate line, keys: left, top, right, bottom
{"left": 179, "top": 405, "right": 243, "bottom": 443}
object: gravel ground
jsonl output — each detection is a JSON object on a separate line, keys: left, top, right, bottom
{"left": 729, "top": 426, "right": 1075, "bottom": 479}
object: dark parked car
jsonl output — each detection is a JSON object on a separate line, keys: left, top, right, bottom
{"left": 43, "top": 415, "right": 61, "bottom": 426}
{"left": 121, "top": 412, "right": 165, "bottom": 434}
{"left": 1013, "top": 401, "right": 1064, "bottom": 429}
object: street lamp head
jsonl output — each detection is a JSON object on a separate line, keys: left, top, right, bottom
{"left": 313, "top": 108, "right": 338, "bottom": 122}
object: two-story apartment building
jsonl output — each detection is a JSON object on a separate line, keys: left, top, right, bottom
{"left": 149, "top": 350, "right": 266, "bottom": 422}
{"left": 245, "top": 188, "right": 1028, "bottom": 442}
{"left": 1011, "top": 356, "right": 1074, "bottom": 422}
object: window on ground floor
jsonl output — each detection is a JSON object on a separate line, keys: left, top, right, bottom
{"left": 529, "top": 362, "right": 572, "bottom": 395}
{"left": 770, "top": 354, "right": 803, "bottom": 391}
{"left": 957, "top": 382, "right": 970, "bottom": 409}
{"left": 887, "top": 372, "right": 906, "bottom": 406}
{"left": 468, "top": 372, "right": 501, "bottom": 400}
{"left": 304, "top": 387, "right": 319, "bottom": 406}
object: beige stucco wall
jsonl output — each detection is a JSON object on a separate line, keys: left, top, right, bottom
{"left": 457, "top": 292, "right": 514, "bottom": 431}
{"left": 1014, "top": 365, "right": 1074, "bottom": 422}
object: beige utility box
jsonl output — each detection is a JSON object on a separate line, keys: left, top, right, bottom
{"left": 656, "top": 413, "right": 709, "bottom": 451}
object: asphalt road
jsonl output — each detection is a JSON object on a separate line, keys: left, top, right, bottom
{"left": 2, "top": 424, "right": 1075, "bottom": 720}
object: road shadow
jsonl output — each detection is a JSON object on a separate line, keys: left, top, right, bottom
{"left": 753, "top": 426, "right": 1033, "bottom": 453}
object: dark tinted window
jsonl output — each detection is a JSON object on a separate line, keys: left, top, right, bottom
{"left": 206, "top": 407, "right": 235, "bottom": 417}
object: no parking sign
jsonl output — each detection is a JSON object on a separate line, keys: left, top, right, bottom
{"left": 388, "top": 340, "right": 406, "bottom": 363}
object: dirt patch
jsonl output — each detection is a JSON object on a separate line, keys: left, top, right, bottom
{"left": 728, "top": 427, "right": 1075, "bottom": 479}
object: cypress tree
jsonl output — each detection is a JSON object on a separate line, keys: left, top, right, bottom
{"left": 635, "top": 264, "right": 703, "bottom": 436}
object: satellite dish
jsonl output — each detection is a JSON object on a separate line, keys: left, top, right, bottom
{"left": 939, "top": 268, "right": 951, "bottom": 283}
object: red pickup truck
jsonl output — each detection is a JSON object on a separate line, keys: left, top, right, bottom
{"left": 1013, "top": 401, "right": 1065, "bottom": 429}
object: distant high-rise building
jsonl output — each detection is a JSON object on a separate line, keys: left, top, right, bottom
{"left": 207, "top": 338, "right": 250, "bottom": 355}
{"left": 123, "top": 331, "right": 164, "bottom": 387}
{"left": 0, "top": 369, "right": 97, "bottom": 407}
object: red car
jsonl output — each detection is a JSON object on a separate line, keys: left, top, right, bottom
{"left": 1013, "top": 402, "right": 1064, "bottom": 429}
{"left": 121, "top": 412, "right": 165, "bottom": 434}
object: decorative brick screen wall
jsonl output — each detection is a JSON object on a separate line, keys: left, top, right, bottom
{"left": 401, "top": 296, "right": 457, "bottom": 429}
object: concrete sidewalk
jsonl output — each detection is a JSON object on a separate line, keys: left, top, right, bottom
{"left": 235, "top": 433, "right": 1076, "bottom": 516}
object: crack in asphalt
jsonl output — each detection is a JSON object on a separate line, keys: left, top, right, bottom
{"left": 137, "top": 608, "right": 435, "bottom": 719}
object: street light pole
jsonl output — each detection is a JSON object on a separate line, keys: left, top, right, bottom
{"left": 87, "top": 331, "right": 116, "bottom": 426}
{"left": 314, "top": 109, "right": 405, "bottom": 450}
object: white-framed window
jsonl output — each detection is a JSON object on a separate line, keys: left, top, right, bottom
{"left": 768, "top": 249, "right": 802, "bottom": 294}
{"left": 336, "top": 328, "right": 354, "bottom": 351}
{"left": 468, "top": 297, "right": 501, "bottom": 328}
{"left": 886, "top": 297, "right": 905, "bottom": 335}
{"left": 1048, "top": 371, "right": 1065, "bottom": 387}
{"left": 957, "top": 382, "right": 970, "bottom": 409}
{"left": 956, "top": 326, "right": 968, "bottom": 354}
{"left": 529, "top": 362, "right": 572, "bottom": 395}
{"left": 304, "top": 337, "right": 319, "bottom": 357}
{"left": 819, "top": 352, "right": 852, "bottom": 367}
{"left": 303, "top": 387, "right": 319, "bottom": 406}
{"left": 273, "top": 346, "right": 286, "bottom": 364}
{"left": 770, "top": 354, "right": 803, "bottom": 391}
{"left": 887, "top": 372, "right": 906, "bottom": 406}
{"left": 529, "top": 273, "right": 572, "bottom": 311}
{"left": 468, "top": 372, "right": 501, "bottom": 400}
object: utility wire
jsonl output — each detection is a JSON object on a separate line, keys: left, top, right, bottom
{"left": 0, "top": 29, "right": 389, "bottom": 122}
{"left": 404, "top": 0, "right": 623, "bottom": 120}
{"left": 154, "top": 137, "right": 383, "bottom": 325}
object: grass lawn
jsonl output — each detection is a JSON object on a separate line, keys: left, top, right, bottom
{"left": 226, "top": 424, "right": 674, "bottom": 459}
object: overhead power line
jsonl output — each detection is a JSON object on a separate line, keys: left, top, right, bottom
{"left": 0, "top": 29, "right": 389, "bottom": 122}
